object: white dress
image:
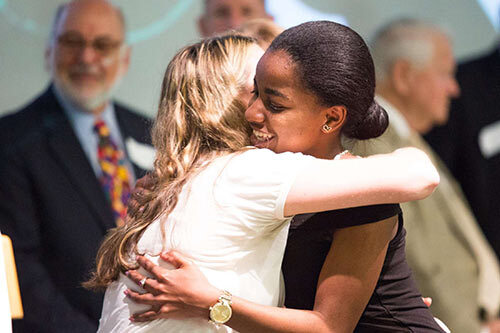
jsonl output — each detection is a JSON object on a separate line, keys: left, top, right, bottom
{"left": 98, "top": 149, "right": 314, "bottom": 332}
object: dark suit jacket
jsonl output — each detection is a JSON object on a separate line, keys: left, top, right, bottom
{"left": 425, "top": 47, "right": 500, "bottom": 259}
{"left": 0, "top": 86, "right": 153, "bottom": 332}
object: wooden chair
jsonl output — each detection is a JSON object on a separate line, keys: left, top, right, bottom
{"left": 1, "top": 234, "right": 23, "bottom": 319}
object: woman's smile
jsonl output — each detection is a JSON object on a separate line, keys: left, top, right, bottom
{"left": 250, "top": 129, "right": 275, "bottom": 147}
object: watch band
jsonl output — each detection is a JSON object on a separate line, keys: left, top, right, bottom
{"left": 209, "top": 290, "right": 233, "bottom": 325}
{"left": 219, "top": 290, "right": 232, "bottom": 304}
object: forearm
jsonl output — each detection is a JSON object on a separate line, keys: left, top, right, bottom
{"left": 126, "top": 254, "right": 335, "bottom": 331}
{"left": 285, "top": 147, "right": 439, "bottom": 216}
{"left": 226, "top": 298, "right": 334, "bottom": 333}
{"left": 127, "top": 225, "right": 391, "bottom": 333}
{"left": 134, "top": 270, "right": 335, "bottom": 332}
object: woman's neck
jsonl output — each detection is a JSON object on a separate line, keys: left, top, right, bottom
{"left": 316, "top": 144, "right": 344, "bottom": 160}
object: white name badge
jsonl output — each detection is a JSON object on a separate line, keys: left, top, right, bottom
{"left": 125, "top": 137, "right": 155, "bottom": 170}
{"left": 479, "top": 120, "right": 500, "bottom": 159}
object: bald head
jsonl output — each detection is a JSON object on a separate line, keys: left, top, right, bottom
{"left": 50, "top": 0, "right": 125, "bottom": 45}
{"left": 371, "top": 19, "right": 447, "bottom": 84}
{"left": 199, "top": 0, "right": 272, "bottom": 37}
{"left": 371, "top": 19, "right": 460, "bottom": 133}
{"left": 46, "top": 0, "right": 130, "bottom": 114}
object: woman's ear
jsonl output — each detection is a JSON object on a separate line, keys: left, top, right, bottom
{"left": 321, "top": 105, "right": 347, "bottom": 133}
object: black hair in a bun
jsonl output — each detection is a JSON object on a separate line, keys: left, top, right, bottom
{"left": 269, "top": 21, "right": 388, "bottom": 140}
{"left": 343, "top": 100, "right": 389, "bottom": 140}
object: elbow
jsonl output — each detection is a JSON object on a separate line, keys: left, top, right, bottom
{"left": 396, "top": 147, "right": 440, "bottom": 201}
{"left": 411, "top": 160, "right": 440, "bottom": 200}
{"left": 389, "top": 147, "right": 440, "bottom": 202}
{"left": 418, "top": 171, "right": 440, "bottom": 199}
{"left": 428, "top": 167, "right": 440, "bottom": 192}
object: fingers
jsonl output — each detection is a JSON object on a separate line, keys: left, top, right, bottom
{"left": 126, "top": 270, "right": 164, "bottom": 295}
{"left": 141, "top": 276, "right": 164, "bottom": 295}
{"left": 422, "top": 297, "right": 432, "bottom": 307}
{"left": 135, "top": 174, "right": 154, "bottom": 189}
{"left": 130, "top": 310, "right": 161, "bottom": 322}
{"left": 126, "top": 269, "right": 146, "bottom": 287}
{"left": 125, "top": 289, "right": 160, "bottom": 305}
{"left": 138, "top": 173, "right": 155, "bottom": 188}
{"left": 136, "top": 256, "right": 167, "bottom": 281}
{"left": 134, "top": 176, "right": 147, "bottom": 189}
{"left": 129, "top": 174, "right": 155, "bottom": 214}
{"left": 136, "top": 255, "right": 156, "bottom": 272}
{"left": 160, "top": 250, "right": 191, "bottom": 268}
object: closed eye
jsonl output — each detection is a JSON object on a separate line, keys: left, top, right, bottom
{"left": 251, "top": 79, "right": 259, "bottom": 96}
{"left": 265, "top": 100, "right": 286, "bottom": 113}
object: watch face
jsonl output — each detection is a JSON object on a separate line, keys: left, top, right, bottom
{"left": 210, "top": 302, "right": 232, "bottom": 324}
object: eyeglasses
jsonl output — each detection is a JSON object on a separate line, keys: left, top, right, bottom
{"left": 57, "top": 33, "right": 123, "bottom": 57}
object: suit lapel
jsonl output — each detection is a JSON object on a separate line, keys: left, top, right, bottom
{"left": 406, "top": 129, "right": 477, "bottom": 255}
{"left": 43, "top": 91, "right": 116, "bottom": 232}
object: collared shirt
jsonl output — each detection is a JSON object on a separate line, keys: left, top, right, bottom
{"left": 53, "top": 86, "right": 136, "bottom": 183}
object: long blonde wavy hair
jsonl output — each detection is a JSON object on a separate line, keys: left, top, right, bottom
{"left": 86, "top": 35, "right": 257, "bottom": 289}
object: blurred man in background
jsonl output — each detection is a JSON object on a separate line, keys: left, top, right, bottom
{"left": 353, "top": 19, "right": 500, "bottom": 333}
{"left": 236, "top": 17, "right": 283, "bottom": 49}
{"left": 0, "top": 1, "right": 152, "bottom": 331}
{"left": 424, "top": 13, "right": 500, "bottom": 265}
{"left": 198, "top": 0, "right": 273, "bottom": 37}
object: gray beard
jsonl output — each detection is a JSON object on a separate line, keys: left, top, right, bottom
{"left": 52, "top": 73, "right": 124, "bottom": 114}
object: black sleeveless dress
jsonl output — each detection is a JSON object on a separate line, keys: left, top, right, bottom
{"left": 282, "top": 205, "right": 445, "bottom": 332}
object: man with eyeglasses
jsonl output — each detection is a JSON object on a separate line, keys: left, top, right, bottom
{"left": 0, "top": 1, "right": 152, "bottom": 332}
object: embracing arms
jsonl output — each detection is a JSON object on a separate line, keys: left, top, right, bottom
{"left": 284, "top": 147, "right": 439, "bottom": 216}
{"left": 125, "top": 216, "right": 398, "bottom": 332}
{"left": 130, "top": 147, "right": 438, "bottom": 220}
{"left": 122, "top": 147, "right": 438, "bottom": 331}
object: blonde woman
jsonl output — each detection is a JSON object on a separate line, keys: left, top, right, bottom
{"left": 87, "top": 34, "right": 438, "bottom": 332}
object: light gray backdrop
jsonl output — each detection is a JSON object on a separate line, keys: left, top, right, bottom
{"left": 0, "top": 0, "right": 497, "bottom": 118}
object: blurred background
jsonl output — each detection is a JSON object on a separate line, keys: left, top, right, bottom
{"left": 1, "top": 0, "right": 499, "bottom": 118}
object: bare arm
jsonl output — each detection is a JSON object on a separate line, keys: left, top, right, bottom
{"left": 284, "top": 147, "right": 439, "bottom": 216}
{"left": 220, "top": 217, "right": 397, "bottom": 333}
{"left": 126, "top": 216, "right": 396, "bottom": 332}
{"left": 125, "top": 253, "right": 330, "bottom": 331}
{"left": 312, "top": 216, "right": 397, "bottom": 332}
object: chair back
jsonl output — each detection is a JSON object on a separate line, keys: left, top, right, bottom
{"left": 1, "top": 234, "right": 23, "bottom": 319}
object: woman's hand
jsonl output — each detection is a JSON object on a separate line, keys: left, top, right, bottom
{"left": 125, "top": 251, "right": 220, "bottom": 322}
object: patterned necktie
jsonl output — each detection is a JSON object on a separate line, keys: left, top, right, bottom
{"left": 94, "top": 119, "right": 131, "bottom": 226}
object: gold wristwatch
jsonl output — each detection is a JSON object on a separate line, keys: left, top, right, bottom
{"left": 209, "top": 290, "right": 232, "bottom": 325}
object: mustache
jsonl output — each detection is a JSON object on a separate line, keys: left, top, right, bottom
{"left": 69, "top": 63, "right": 102, "bottom": 76}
